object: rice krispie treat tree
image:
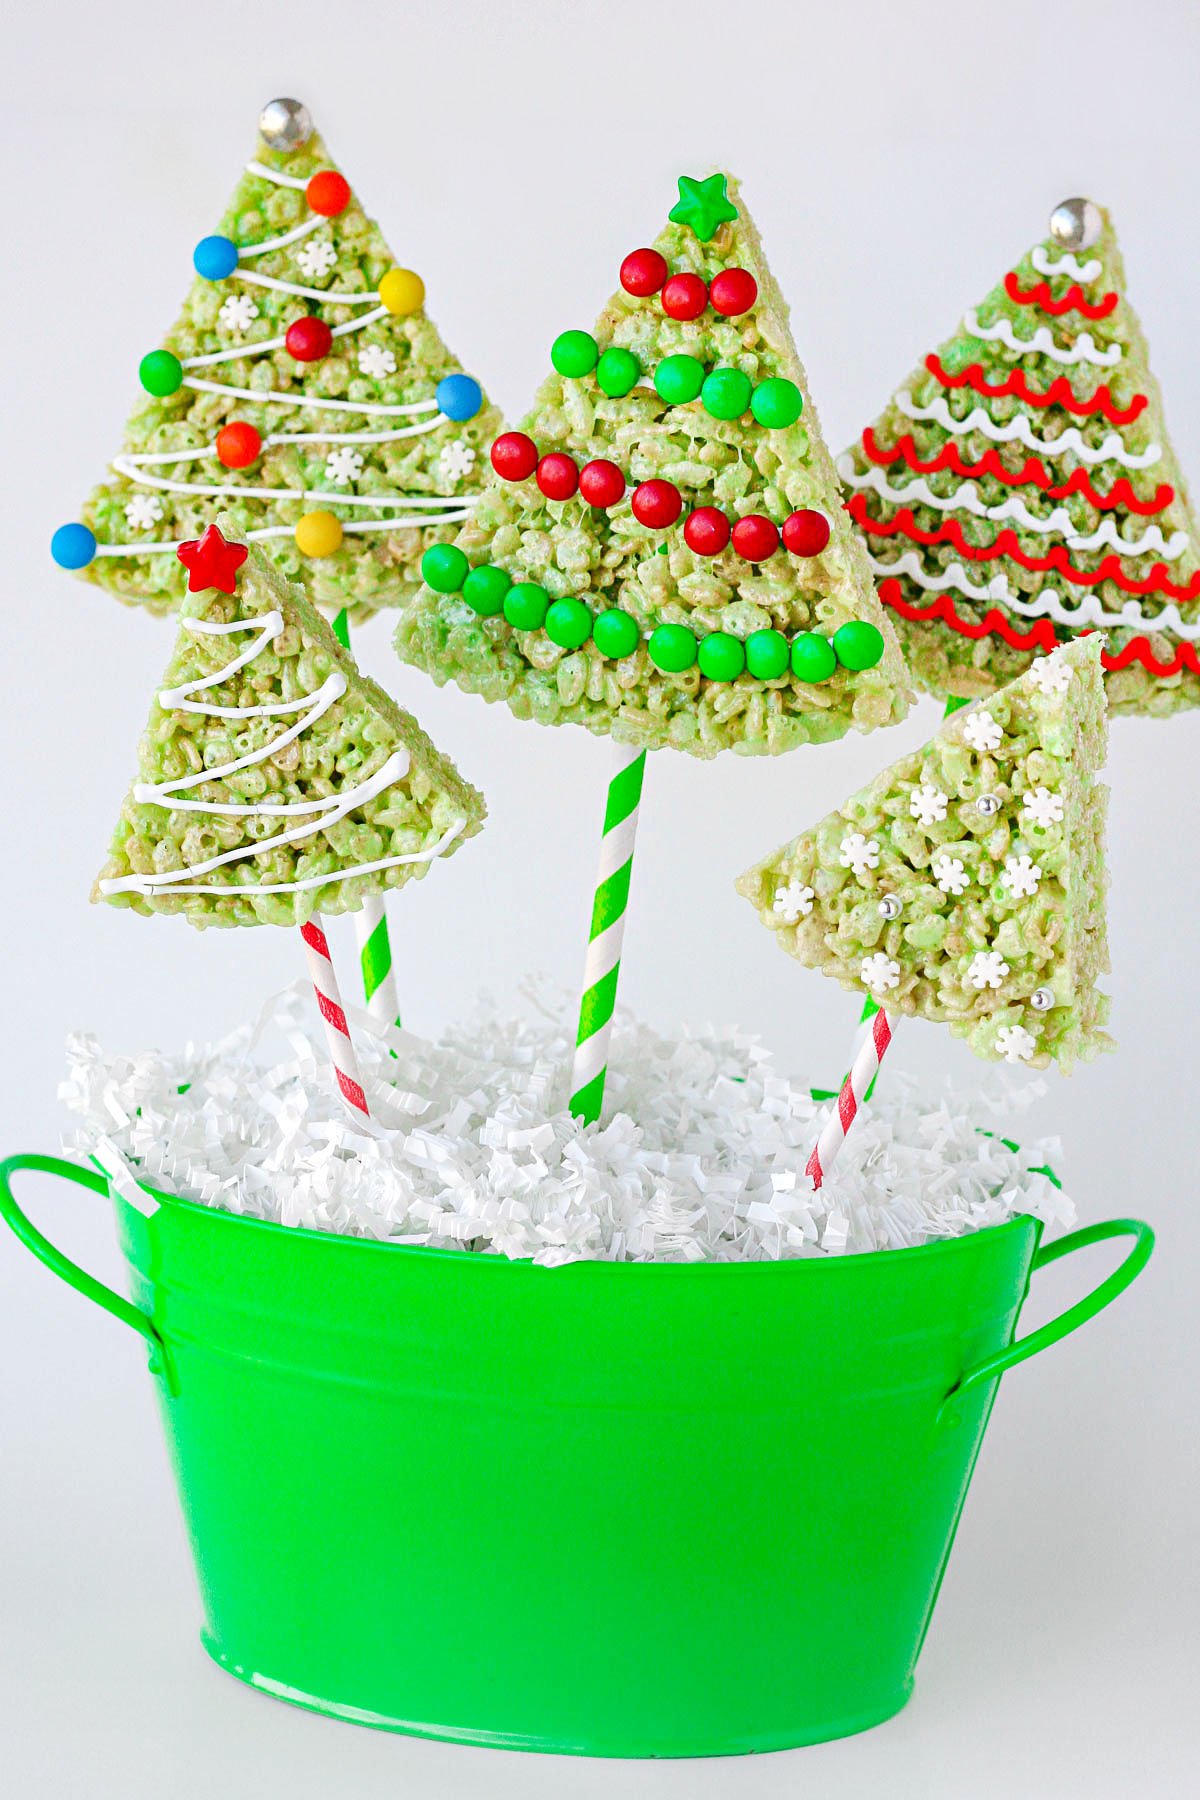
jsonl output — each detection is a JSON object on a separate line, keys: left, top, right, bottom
{"left": 840, "top": 198, "right": 1200, "bottom": 716}
{"left": 738, "top": 636, "right": 1110, "bottom": 1178}
{"left": 397, "top": 171, "right": 911, "bottom": 1121}
{"left": 52, "top": 99, "right": 501, "bottom": 623}
{"left": 94, "top": 520, "right": 485, "bottom": 1114}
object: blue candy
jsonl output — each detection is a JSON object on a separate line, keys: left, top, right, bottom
{"left": 193, "top": 235, "right": 240, "bottom": 281}
{"left": 51, "top": 523, "right": 97, "bottom": 570}
{"left": 437, "top": 373, "right": 483, "bottom": 422}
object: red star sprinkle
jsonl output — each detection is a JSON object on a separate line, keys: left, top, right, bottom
{"left": 177, "top": 523, "right": 248, "bottom": 594}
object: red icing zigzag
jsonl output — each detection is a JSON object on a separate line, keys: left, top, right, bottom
{"left": 859, "top": 429, "right": 1175, "bottom": 516}
{"left": 1003, "top": 271, "right": 1119, "bottom": 320}
{"left": 925, "top": 354, "right": 1146, "bottom": 426}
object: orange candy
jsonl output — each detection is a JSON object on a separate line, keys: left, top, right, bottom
{"left": 215, "top": 422, "right": 263, "bottom": 469}
{"left": 306, "top": 170, "right": 351, "bottom": 217}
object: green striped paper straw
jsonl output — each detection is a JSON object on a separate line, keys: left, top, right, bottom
{"left": 331, "top": 607, "right": 402, "bottom": 1036}
{"left": 569, "top": 743, "right": 647, "bottom": 1125}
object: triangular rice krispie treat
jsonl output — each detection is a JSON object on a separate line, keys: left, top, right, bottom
{"left": 53, "top": 98, "right": 501, "bottom": 622}
{"left": 396, "top": 172, "right": 910, "bottom": 759}
{"left": 839, "top": 197, "right": 1200, "bottom": 717}
{"left": 94, "top": 520, "right": 484, "bottom": 929}
{"left": 736, "top": 636, "right": 1111, "bottom": 1068}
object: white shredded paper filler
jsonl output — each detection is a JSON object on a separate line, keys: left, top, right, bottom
{"left": 59, "top": 982, "right": 1073, "bottom": 1265}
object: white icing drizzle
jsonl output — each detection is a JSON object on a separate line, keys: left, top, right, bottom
{"left": 839, "top": 457, "right": 1187, "bottom": 558}
{"left": 99, "top": 613, "right": 464, "bottom": 896}
{"left": 1031, "top": 246, "right": 1103, "bottom": 284}
{"left": 180, "top": 376, "right": 446, "bottom": 417}
{"left": 866, "top": 550, "right": 1007, "bottom": 601}
{"left": 963, "top": 306, "right": 1121, "bottom": 368}
{"left": 237, "top": 215, "right": 324, "bottom": 259}
{"left": 182, "top": 305, "right": 387, "bottom": 371}
{"left": 869, "top": 550, "right": 1200, "bottom": 638}
{"left": 91, "top": 514, "right": 469, "bottom": 558}
{"left": 245, "top": 159, "right": 310, "bottom": 191}
{"left": 894, "top": 392, "right": 1161, "bottom": 468}
{"left": 231, "top": 268, "right": 381, "bottom": 304}
{"left": 110, "top": 454, "right": 470, "bottom": 512}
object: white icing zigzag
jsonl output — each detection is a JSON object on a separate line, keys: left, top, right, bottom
{"left": 894, "top": 392, "right": 1161, "bottom": 468}
{"left": 963, "top": 306, "right": 1121, "bottom": 369}
{"left": 1030, "top": 246, "right": 1103, "bottom": 285}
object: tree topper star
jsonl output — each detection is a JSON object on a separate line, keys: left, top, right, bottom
{"left": 668, "top": 173, "right": 738, "bottom": 243}
{"left": 177, "top": 523, "right": 249, "bottom": 594}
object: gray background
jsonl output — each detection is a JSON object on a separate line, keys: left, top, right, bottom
{"left": 2, "top": 1, "right": 1197, "bottom": 1794}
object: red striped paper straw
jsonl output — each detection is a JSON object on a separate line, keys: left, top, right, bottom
{"left": 806, "top": 1006, "right": 897, "bottom": 1190}
{"left": 299, "top": 918, "right": 370, "bottom": 1119}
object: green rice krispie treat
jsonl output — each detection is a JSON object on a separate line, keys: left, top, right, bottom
{"left": 94, "top": 519, "right": 485, "bottom": 930}
{"left": 840, "top": 198, "right": 1200, "bottom": 718}
{"left": 396, "top": 172, "right": 910, "bottom": 759}
{"left": 737, "top": 636, "right": 1110, "bottom": 1068}
{"left": 53, "top": 98, "right": 501, "bottom": 623}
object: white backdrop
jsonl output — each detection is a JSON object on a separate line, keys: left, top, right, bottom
{"left": 2, "top": 2, "right": 1196, "bottom": 1795}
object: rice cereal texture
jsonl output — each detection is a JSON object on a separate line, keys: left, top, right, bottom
{"left": 72, "top": 125, "right": 501, "bottom": 621}
{"left": 840, "top": 205, "right": 1200, "bottom": 717}
{"left": 396, "top": 172, "right": 911, "bottom": 759}
{"left": 93, "top": 521, "right": 485, "bottom": 929}
{"left": 737, "top": 637, "right": 1111, "bottom": 1068}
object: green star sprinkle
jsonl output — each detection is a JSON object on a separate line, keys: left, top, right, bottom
{"left": 669, "top": 173, "right": 738, "bottom": 243}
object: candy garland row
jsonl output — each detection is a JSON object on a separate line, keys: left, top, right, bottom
{"left": 618, "top": 246, "right": 758, "bottom": 322}
{"left": 419, "top": 541, "right": 885, "bottom": 681}
{"left": 549, "top": 326, "right": 803, "bottom": 428}
{"left": 488, "top": 430, "right": 832, "bottom": 562}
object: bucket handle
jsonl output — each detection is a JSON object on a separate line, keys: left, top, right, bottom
{"left": 0, "top": 1153, "right": 173, "bottom": 1389}
{"left": 942, "top": 1217, "right": 1154, "bottom": 1417}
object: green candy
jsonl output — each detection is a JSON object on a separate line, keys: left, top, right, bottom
{"left": 751, "top": 377, "right": 803, "bottom": 429}
{"left": 833, "top": 620, "right": 886, "bottom": 671}
{"left": 503, "top": 581, "right": 549, "bottom": 630}
{"left": 790, "top": 632, "right": 837, "bottom": 682}
{"left": 545, "top": 597, "right": 593, "bottom": 650}
{"left": 551, "top": 330, "right": 599, "bottom": 379}
{"left": 139, "top": 349, "right": 183, "bottom": 397}
{"left": 655, "top": 354, "right": 706, "bottom": 406}
{"left": 421, "top": 543, "right": 470, "bottom": 594}
{"left": 592, "top": 608, "right": 640, "bottom": 659}
{"left": 596, "top": 347, "right": 641, "bottom": 398}
{"left": 701, "top": 367, "right": 753, "bottom": 421}
{"left": 744, "top": 628, "right": 790, "bottom": 680}
{"left": 697, "top": 632, "right": 746, "bottom": 682}
{"left": 648, "top": 623, "right": 697, "bottom": 673}
{"left": 462, "top": 564, "right": 511, "bottom": 616}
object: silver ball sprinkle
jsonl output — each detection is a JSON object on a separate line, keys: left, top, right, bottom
{"left": 1030, "top": 987, "right": 1055, "bottom": 1012}
{"left": 878, "top": 894, "right": 902, "bottom": 920}
{"left": 1048, "top": 197, "right": 1102, "bottom": 253}
{"left": 258, "top": 98, "right": 314, "bottom": 151}
{"left": 976, "top": 793, "right": 1002, "bottom": 817}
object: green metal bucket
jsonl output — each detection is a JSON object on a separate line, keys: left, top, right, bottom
{"left": 0, "top": 1152, "right": 1151, "bottom": 1758}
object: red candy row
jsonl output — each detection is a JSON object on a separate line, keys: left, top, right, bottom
{"left": 488, "top": 434, "right": 830, "bottom": 559}
{"left": 619, "top": 249, "right": 758, "bottom": 321}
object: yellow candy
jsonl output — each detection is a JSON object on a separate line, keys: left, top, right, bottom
{"left": 379, "top": 267, "right": 425, "bottom": 316}
{"left": 295, "top": 511, "right": 344, "bottom": 558}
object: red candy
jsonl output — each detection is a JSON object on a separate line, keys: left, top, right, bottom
{"left": 490, "top": 432, "right": 539, "bottom": 481}
{"left": 536, "top": 452, "right": 580, "bottom": 501}
{"left": 306, "top": 170, "right": 351, "bottom": 217}
{"left": 631, "top": 479, "right": 683, "bottom": 528}
{"left": 782, "top": 509, "right": 832, "bottom": 556}
{"left": 661, "top": 273, "right": 708, "bottom": 321}
{"left": 285, "top": 316, "right": 333, "bottom": 362}
{"left": 215, "top": 421, "right": 262, "bottom": 469}
{"left": 579, "top": 459, "right": 626, "bottom": 508}
{"left": 731, "top": 514, "right": 779, "bottom": 561}
{"left": 620, "top": 248, "right": 668, "bottom": 297}
{"left": 683, "top": 507, "right": 731, "bottom": 556}
{"left": 709, "top": 267, "right": 758, "bottom": 317}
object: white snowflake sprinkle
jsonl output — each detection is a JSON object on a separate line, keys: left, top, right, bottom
{"left": 217, "top": 293, "right": 259, "bottom": 334}
{"left": 324, "top": 448, "right": 365, "bottom": 486}
{"left": 839, "top": 831, "right": 881, "bottom": 877}
{"left": 124, "top": 493, "right": 164, "bottom": 532}
{"left": 296, "top": 238, "right": 338, "bottom": 281}
{"left": 1026, "top": 651, "right": 1072, "bottom": 696}
{"left": 995, "top": 1024, "right": 1037, "bottom": 1064}
{"left": 358, "top": 343, "right": 397, "bottom": 380}
{"left": 963, "top": 708, "right": 1003, "bottom": 753}
{"left": 931, "top": 853, "right": 969, "bottom": 897}
{"left": 772, "top": 880, "right": 814, "bottom": 924}
{"left": 439, "top": 439, "right": 477, "bottom": 485}
{"left": 1021, "top": 786, "right": 1065, "bottom": 830}
{"left": 967, "top": 949, "right": 1011, "bottom": 991}
{"left": 909, "top": 782, "right": 949, "bottom": 828}
{"left": 1001, "top": 853, "right": 1043, "bottom": 899}
{"left": 861, "top": 953, "right": 901, "bottom": 993}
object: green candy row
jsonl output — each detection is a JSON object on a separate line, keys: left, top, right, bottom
{"left": 550, "top": 329, "right": 803, "bottom": 428}
{"left": 420, "top": 546, "right": 884, "bottom": 680}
